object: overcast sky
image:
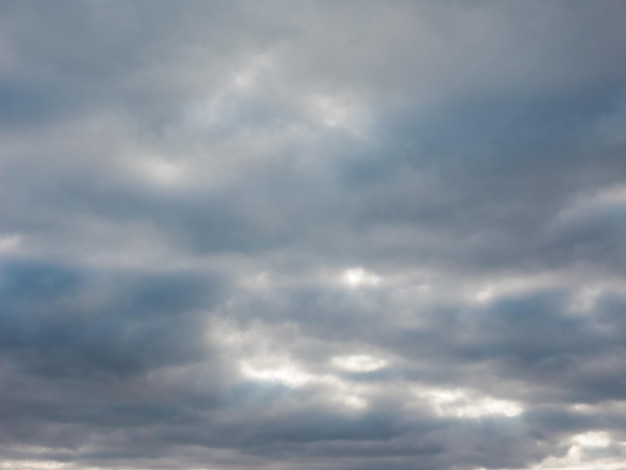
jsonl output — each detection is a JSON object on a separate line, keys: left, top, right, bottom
{"left": 2, "top": 1, "right": 626, "bottom": 469}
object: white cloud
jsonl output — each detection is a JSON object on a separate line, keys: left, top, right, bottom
{"left": 332, "top": 354, "right": 387, "bottom": 372}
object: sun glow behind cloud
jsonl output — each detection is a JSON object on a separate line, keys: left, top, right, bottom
{"left": 341, "top": 267, "right": 382, "bottom": 288}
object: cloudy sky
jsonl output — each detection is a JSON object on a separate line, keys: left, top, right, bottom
{"left": 2, "top": 1, "right": 626, "bottom": 469}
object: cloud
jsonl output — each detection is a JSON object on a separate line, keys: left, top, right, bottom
{"left": 2, "top": 1, "right": 626, "bottom": 469}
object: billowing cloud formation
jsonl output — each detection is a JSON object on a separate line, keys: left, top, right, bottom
{"left": 2, "top": 1, "right": 626, "bottom": 469}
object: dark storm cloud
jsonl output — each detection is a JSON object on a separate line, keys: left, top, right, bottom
{"left": 2, "top": 1, "right": 626, "bottom": 469}
{"left": 0, "top": 260, "right": 225, "bottom": 378}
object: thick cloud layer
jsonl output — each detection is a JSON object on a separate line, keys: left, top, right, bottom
{"left": 2, "top": 2, "right": 626, "bottom": 469}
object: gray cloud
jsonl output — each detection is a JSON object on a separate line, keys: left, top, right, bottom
{"left": 2, "top": 1, "right": 626, "bottom": 469}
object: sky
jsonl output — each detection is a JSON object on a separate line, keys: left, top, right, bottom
{"left": 1, "top": 1, "right": 626, "bottom": 469}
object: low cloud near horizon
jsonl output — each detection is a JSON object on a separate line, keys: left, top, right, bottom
{"left": 2, "top": 2, "right": 626, "bottom": 469}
